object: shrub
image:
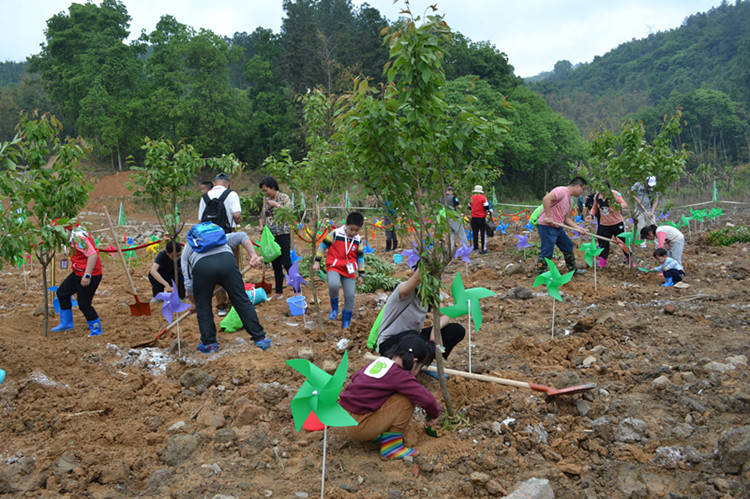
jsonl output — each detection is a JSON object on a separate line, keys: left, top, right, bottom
{"left": 706, "top": 226, "right": 750, "bottom": 246}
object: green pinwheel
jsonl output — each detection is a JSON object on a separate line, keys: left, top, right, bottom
{"left": 440, "top": 272, "right": 496, "bottom": 332}
{"left": 578, "top": 241, "right": 603, "bottom": 268}
{"left": 533, "top": 258, "right": 574, "bottom": 302}
{"left": 286, "top": 350, "right": 358, "bottom": 432}
{"left": 617, "top": 231, "right": 644, "bottom": 249}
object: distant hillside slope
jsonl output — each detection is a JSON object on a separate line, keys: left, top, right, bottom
{"left": 529, "top": 0, "right": 750, "bottom": 138}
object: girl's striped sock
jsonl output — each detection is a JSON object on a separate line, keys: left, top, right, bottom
{"left": 379, "top": 432, "right": 419, "bottom": 459}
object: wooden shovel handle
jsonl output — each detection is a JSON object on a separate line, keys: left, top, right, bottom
{"left": 103, "top": 206, "right": 139, "bottom": 295}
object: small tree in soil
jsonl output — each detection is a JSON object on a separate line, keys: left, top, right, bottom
{"left": 338, "top": 2, "right": 508, "bottom": 416}
{"left": 264, "top": 88, "right": 352, "bottom": 331}
{"left": 129, "top": 138, "right": 242, "bottom": 283}
{"left": 0, "top": 112, "right": 91, "bottom": 335}
{"left": 582, "top": 115, "right": 688, "bottom": 264}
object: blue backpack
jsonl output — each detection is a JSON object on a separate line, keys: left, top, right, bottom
{"left": 187, "top": 222, "right": 227, "bottom": 253}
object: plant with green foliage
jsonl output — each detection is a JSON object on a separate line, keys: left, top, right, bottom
{"left": 582, "top": 114, "right": 688, "bottom": 261}
{"left": 339, "top": 1, "right": 509, "bottom": 416}
{"left": 0, "top": 113, "right": 91, "bottom": 335}
{"left": 129, "top": 138, "right": 242, "bottom": 281}
{"left": 706, "top": 226, "right": 750, "bottom": 246}
{"left": 264, "top": 88, "right": 351, "bottom": 330}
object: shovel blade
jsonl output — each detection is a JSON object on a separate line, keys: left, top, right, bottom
{"left": 129, "top": 295, "right": 151, "bottom": 316}
{"left": 545, "top": 382, "right": 597, "bottom": 397}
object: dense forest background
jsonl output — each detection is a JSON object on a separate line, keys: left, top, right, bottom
{"left": 0, "top": 0, "right": 748, "bottom": 198}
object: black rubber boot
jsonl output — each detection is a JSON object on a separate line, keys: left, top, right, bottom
{"left": 537, "top": 256, "right": 549, "bottom": 275}
{"left": 563, "top": 251, "right": 586, "bottom": 275}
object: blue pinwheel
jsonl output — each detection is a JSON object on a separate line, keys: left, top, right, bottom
{"left": 286, "top": 261, "right": 307, "bottom": 294}
{"left": 362, "top": 240, "right": 375, "bottom": 254}
{"left": 290, "top": 245, "right": 302, "bottom": 264}
{"left": 154, "top": 280, "right": 191, "bottom": 324}
{"left": 515, "top": 233, "right": 531, "bottom": 251}
{"left": 524, "top": 222, "right": 535, "bottom": 233}
{"left": 497, "top": 220, "right": 508, "bottom": 235}
{"left": 454, "top": 241, "right": 472, "bottom": 264}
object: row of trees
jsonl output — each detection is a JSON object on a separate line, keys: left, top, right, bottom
{"left": 0, "top": 0, "right": 585, "bottom": 197}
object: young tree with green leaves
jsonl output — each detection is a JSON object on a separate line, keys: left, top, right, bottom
{"left": 264, "top": 88, "right": 350, "bottom": 330}
{"left": 583, "top": 114, "right": 688, "bottom": 260}
{"left": 0, "top": 113, "right": 91, "bottom": 335}
{"left": 338, "top": 2, "right": 509, "bottom": 416}
{"left": 129, "top": 138, "right": 243, "bottom": 284}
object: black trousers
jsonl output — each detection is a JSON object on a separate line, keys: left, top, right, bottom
{"left": 378, "top": 323, "right": 466, "bottom": 360}
{"left": 149, "top": 269, "right": 185, "bottom": 299}
{"left": 193, "top": 252, "right": 266, "bottom": 344}
{"left": 57, "top": 272, "right": 101, "bottom": 321}
{"left": 272, "top": 233, "right": 292, "bottom": 293}
{"left": 471, "top": 217, "right": 487, "bottom": 251}
{"left": 597, "top": 221, "right": 626, "bottom": 260}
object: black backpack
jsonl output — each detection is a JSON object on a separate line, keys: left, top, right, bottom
{"left": 201, "top": 189, "right": 233, "bottom": 233}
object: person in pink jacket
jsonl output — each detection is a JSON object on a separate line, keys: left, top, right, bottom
{"left": 587, "top": 184, "right": 628, "bottom": 267}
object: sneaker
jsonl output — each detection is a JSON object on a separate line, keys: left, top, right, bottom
{"left": 421, "top": 366, "right": 448, "bottom": 380}
{"left": 640, "top": 242, "right": 647, "bottom": 249}
{"left": 254, "top": 337, "right": 271, "bottom": 350}
{"left": 573, "top": 268, "right": 587, "bottom": 275}
{"left": 150, "top": 298, "right": 162, "bottom": 304}
{"left": 217, "top": 306, "right": 228, "bottom": 317}
{"left": 196, "top": 342, "right": 219, "bottom": 354}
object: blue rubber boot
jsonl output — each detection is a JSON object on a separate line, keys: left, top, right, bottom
{"left": 341, "top": 310, "right": 353, "bottom": 329}
{"left": 86, "top": 318, "right": 102, "bottom": 337}
{"left": 328, "top": 298, "right": 339, "bottom": 320}
{"left": 51, "top": 309, "right": 74, "bottom": 333}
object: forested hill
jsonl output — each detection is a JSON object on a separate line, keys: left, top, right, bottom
{"left": 529, "top": 0, "right": 750, "bottom": 141}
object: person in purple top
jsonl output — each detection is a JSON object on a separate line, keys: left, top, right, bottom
{"left": 339, "top": 334, "right": 441, "bottom": 459}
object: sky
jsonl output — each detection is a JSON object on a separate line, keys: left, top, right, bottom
{"left": 0, "top": 0, "right": 726, "bottom": 77}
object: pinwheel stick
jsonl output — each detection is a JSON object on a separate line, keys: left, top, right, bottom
{"left": 551, "top": 299, "right": 556, "bottom": 340}
{"left": 321, "top": 426, "right": 327, "bottom": 499}
{"left": 467, "top": 299, "right": 472, "bottom": 373}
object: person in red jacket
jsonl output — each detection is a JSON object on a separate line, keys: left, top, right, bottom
{"left": 313, "top": 212, "right": 365, "bottom": 328}
{"left": 339, "top": 334, "right": 440, "bottom": 459}
{"left": 51, "top": 223, "right": 103, "bottom": 336}
{"left": 469, "top": 185, "right": 491, "bottom": 254}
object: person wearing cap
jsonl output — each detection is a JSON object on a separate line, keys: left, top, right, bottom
{"left": 469, "top": 185, "right": 490, "bottom": 254}
{"left": 631, "top": 176, "right": 659, "bottom": 246}
{"left": 537, "top": 177, "right": 588, "bottom": 275}
{"left": 50, "top": 222, "right": 104, "bottom": 336}
{"left": 198, "top": 173, "right": 242, "bottom": 316}
{"left": 442, "top": 186, "right": 468, "bottom": 250}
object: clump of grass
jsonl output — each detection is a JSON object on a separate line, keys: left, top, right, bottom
{"left": 295, "top": 253, "right": 400, "bottom": 293}
{"left": 707, "top": 226, "right": 750, "bottom": 246}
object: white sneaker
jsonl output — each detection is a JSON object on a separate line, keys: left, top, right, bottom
{"left": 639, "top": 242, "right": 647, "bottom": 248}
{"left": 217, "top": 306, "right": 228, "bottom": 316}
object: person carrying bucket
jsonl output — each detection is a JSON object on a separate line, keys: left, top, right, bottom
{"left": 313, "top": 212, "right": 366, "bottom": 329}
{"left": 50, "top": 220, "right": 103, "bottom": 337}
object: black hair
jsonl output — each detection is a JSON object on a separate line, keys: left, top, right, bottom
{"left": 569, "top": 176, "right": 587, "bottom": 187}
{"left": 384, "top": 333, "right": 436, "bottom": 372}
{"left": 346, "top": 211, "right": 364, "bottom": 227}
{"left": 165, "top": 241, "right": 181, "bottom": 253}
{"left": 259, "top": 176, "right": 279, "bottom": 191}
{"left": 653, "top": 248, "right": 668, "bottom": 258}
{"left": 200, "top": 180, "right": 213, "bottom": 189}
{"left": 640, "top": 224, "right": 657, "bottom": 240}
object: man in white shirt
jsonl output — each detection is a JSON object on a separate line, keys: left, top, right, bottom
{"left": 198, "top": 172, "right": 242, "bottom": 231}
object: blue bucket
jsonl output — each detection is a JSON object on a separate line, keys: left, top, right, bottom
{"left": 393, "top": 253, "right": 403, "bottom": 264}
{"left": 287, "top": 295, "right": 307, "bottom": 316}
{"left": 244, "top": 285, "right": 267, "bottom": 305}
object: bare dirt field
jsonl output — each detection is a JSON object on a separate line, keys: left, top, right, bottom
{"left": 1, "top": 173, "right": 748, "bottom": 498}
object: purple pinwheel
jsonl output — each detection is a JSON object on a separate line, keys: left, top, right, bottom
{"left": 286, "top": 262, "right": 307, "bottom": 294}
{"left": 454, "top": 241, "right": 472, "bottom": 264}
{"left": 401, "top": 243, "right": 421, "bottom": 268}
{"left": 571, "top": 230, "right": 579, "bottom": 240}
{"left": 154, "top": 280, "right": 191, "bottom": 324}
{"left": 514, "top": 233, "right": 531, "bottom": 251}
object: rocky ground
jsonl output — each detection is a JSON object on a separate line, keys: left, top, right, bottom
{"left": 0, "top": 173, "right": 749, "bottom": 498}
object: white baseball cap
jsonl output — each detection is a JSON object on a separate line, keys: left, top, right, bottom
{"left": 647, "top": 176, "right": 656, "bottom": 187}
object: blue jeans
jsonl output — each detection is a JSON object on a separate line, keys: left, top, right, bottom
{"left": 538, "top": 224, "right": 574, "bottom": 259}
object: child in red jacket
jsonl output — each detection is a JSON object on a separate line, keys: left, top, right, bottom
{"left": 313, "top": 212, "right": 365, "bottom": 328}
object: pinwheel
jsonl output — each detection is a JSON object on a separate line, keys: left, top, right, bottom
{"left": 514, "top": 233, "right": 532, "bottom": 257}
{"left": 285, "top": 261, "right": 307, "bottom": 294}
{"left": 286, "top": 351, "right": 358, "bottom": 498}
{"left": 666, "top": 221, "right": 680, "bottom": 229}
{"left": 454, "top": 241, "right": 472, "bottom": 264}
{"left": 574, "top": 214, "right": 584, "bottom": 224}
{"left": 708, "top": 207, "right": 723, "bottom": 219}
{"left": 533, "top": 258, "right": 574, "bottom": 339}
{"left": 154, "top": 280, "right": 191, "bottom": 356}
{"left": 497, "top": 220, "right": 508, "bottom": 235}
{"left": 679, "top": 214, "right": 693, "bottom": 237}
{"left": 290, "top": 245, "right": 302, "bottom": 264}
{"left": 146, "top": 236, "right": 161, "bottom": 256}
{"left": 362, "top": 240, "right": 375, "bottom": 254}
{"left": 578, "top": 241, "right": 604, "bottom": 290}
{"left": 571, "top": 230, "right": 579, "bottom": 240}
{"left": 401, "top": 243, "right": 421, "bottom": 269}
{"left": 524, "top": 222, "right": 535, "bottom": 233}
{"left": 440, "top": 272, "right": 496, "bottom": 373}
{"left": 617, "top": 231, "right": 644, "bottom": 250}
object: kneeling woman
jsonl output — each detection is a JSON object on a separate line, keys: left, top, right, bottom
{"left": 339, "top": 334, "right": 440, "bottom": 459}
